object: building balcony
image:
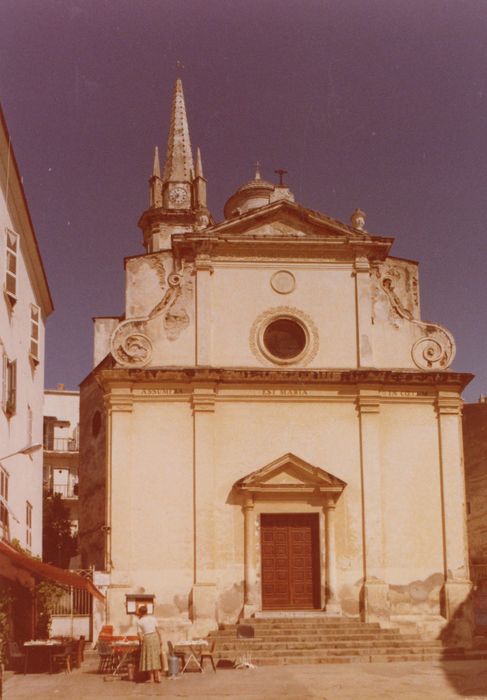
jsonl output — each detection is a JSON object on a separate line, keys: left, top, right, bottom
{"left": 43, "top": 437, "right": 79, "bottom": 452}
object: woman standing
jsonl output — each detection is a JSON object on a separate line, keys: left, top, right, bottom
{"left": 136, "top": 605, "right": 162, "bottom": 683}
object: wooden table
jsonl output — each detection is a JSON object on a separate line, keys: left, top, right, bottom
{"left": 23, "top": 641, "right": 64, "bottom": 674}
{"left": 175, "top": 639, "right": 208, "bottom": 673}
{"left": 110, "top": 641, "right": 140, "bottom": 678}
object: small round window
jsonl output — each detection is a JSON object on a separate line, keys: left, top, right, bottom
{"left": 262, "top": 318, "right": 307, "bottom": 361}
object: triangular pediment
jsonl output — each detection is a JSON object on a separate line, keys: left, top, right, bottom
{"left": 210, "top": 199, "right": 370, "bottom": 241}
{"left": 235, "top": 453, "right": 346, "bottom": 494}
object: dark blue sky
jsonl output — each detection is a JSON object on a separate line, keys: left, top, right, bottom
{"left": 1, "top": 1, "right": 486, "bottom": 400}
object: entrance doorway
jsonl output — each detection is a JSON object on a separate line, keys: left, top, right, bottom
{"left": 260, "top": 513, "right": 320, "bottom": 610}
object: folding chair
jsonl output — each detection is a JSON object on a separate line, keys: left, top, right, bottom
{"left": 199, "top": 638, "right": 217, "bottom": 671}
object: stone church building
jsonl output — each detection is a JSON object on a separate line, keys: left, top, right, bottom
{"left": 79, "top": 80, "right": 472, "bottom": 641}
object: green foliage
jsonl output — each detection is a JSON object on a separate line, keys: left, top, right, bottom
{"left": 0, "top": 580, "right": 15, "bottom": 665}
{"left": 43, "top": 493, "right": 78, "bottom": 568}
{"left": 34, "top": 580, "right": 65, "bottom": 639}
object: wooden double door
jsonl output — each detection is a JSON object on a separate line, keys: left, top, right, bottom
{"left": 260, "top": 513, "right": 321, "bottom": 610}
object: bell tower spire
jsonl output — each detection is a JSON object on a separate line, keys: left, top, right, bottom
{"left": 163, "top": 78, "right": 194, "bottom": 183}
{"left": 139, "top": 80, "right": 212, "bottom": 253}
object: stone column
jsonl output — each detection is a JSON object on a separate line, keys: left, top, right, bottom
{"left": 357, "top": 390, "right": 390, "bottom": 624}
{"left": 243, "top": 494, "right": 258, "bottom": 618}
{"left": 354, "top": 257, "right": 375, "bottom": 367}
{"left": 191, "top": 384, "right": 217, "bottom": 632}
{"left": 436, "top": 393, "right": 472, "bottom": 639}
{"left": 194, "top": 256, "right": 213, "bottom": 366}
{"left": 324, "top": 497, "right": 341, "bottom": 613}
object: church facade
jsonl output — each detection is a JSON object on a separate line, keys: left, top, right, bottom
{"left": 79, "top": 80, "right": 472, "bottom": 642}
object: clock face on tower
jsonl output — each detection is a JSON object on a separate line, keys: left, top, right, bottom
{"left": 169, "top": 186, "right": 188, "bottom": 206}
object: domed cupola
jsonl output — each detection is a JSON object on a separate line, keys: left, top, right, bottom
{"left": 223, "top": 165, "right": 294, "bottom": 219}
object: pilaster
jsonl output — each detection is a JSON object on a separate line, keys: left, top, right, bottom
{"left": 191, "top": 384, "right": 217, "bottom": 625}
{"left": 356, "top": 389, "right": 390, "bottom": 623}
{"left": 354, "top": 257, "right": 374, "bottom": 367}
{"left": 324, "top": 497, "right": 341, "bottom": 613}
{"left": 436, "top": 393, "right": 472, "bottom": 627}
{"left": 194, "top": 257, "right": 213, "bottom": 365}
{"left": 104, "top": 388, "right": 133, "bottom": 596}
{"left": 243, "top": 495, "right": 258, "bottom": 618}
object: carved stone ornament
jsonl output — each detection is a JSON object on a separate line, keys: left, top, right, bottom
{"left": 270, "top": 270, "right": 296, "bottom": 294}
{"left": 411, "top": 326, "right": 456, "bottom": 370}
{"left": 249, "top": 306, "right": 319, "bottom": 367}
{"left": 375, "top": 268, "right": 455, "bottom": 370}
{"left": 110, "top": 263, "right": 194, "bottom": 367}
{"left": 110, "top": 322, "right": 153, "bottom": 367}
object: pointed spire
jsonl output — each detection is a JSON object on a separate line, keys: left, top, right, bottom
{"left": 195, "top": 147, "right": 204, "bottom": 179}
{"left": 163, "top": 78, "right": 194, "bottom": 182}
{"left": 149, "top": 146, "right": 162, "bottom": 208}
{"left": 152, "top": 146, "right": 161, "bottom": 178}
{"left": 255, "top": 161, "right": 261, "bottom": 180}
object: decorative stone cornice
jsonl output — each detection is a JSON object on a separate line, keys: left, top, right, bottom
{"left": 94, "top": 366, "right": 473, "bottom": 392}
{"left": 356, "top": 394, "right": 381, "bottom": 414}
{"left": 104, "top": 394, "right": 133, "bottom": 413}
{"left": 435, "top": 395, "right": 464, "bottom": 416}
{"left": 191, "top": 385, "right": 216, "bottom": 413}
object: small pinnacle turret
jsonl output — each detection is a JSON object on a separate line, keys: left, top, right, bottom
{"left": 152, "top": 146, "right": 161, "bottom": 178}
{"left": 149, "top": 146, "right": 162, "bottom": 208}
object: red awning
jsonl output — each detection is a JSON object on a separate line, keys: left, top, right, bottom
{"left": 0, "top": 540, "right": 105, "bottom": 601}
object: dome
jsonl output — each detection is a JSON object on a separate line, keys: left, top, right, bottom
{"left": 223, "top": 167, "right": 276, "bottom": 219}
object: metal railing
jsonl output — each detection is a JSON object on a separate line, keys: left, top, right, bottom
{"left": 50, "top": 584, "right": 92, "bottom": 616}
{"left": 52, "top": 483, "right": 79, "bottom": 499}
{"left": 44, "top": 437, "right": 79, "bottom": 452}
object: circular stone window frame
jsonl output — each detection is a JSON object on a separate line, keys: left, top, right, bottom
{"left": 250, "top": 306, "right": 319, "bottom": 366}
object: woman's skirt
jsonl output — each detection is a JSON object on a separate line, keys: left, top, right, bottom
{"left": 139, "top": 632, "right": 162, "bottom": 671}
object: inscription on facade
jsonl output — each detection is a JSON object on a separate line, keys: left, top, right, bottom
{"left": 262, "top": 389, "right": 309, "bottom": 396}
{"left": 380, "top": 391, "right": 429, "bottom": 397}
{"left": 138, "top": 388, "right": 184, "bottom": 395}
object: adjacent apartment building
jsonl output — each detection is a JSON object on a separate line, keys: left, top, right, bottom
{"left": 0, "top": 104, "right": 53, "bottom": 556}
{"left": 43, "top": 385, "right": 80, "bottom": 533}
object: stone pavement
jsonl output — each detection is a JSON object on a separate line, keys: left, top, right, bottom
{"left": 4, "top": 656, "right": 487, "bottom": 700}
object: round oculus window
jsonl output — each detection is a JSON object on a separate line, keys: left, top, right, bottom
{"left": 262, "top": 318, "right": 307, "bottom": 361}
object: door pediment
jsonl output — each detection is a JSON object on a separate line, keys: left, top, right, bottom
{"left": 235, "top": 453, "right": 346, "bottom": 495}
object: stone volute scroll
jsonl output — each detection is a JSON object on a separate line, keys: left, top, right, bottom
{"left": 377, "top": 266, "right": 456, "bottom": 370}
{"left": 110, "top": 263, "right": 194, "bottom": 367}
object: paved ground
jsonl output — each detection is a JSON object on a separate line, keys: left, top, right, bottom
{"left": 4, "top": 656, "right": 487, "bottom": 700}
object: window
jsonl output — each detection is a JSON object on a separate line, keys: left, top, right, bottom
{"left": 262, "top": 317, "right": 307, "bottom": 361}
{"left": 30, "top": 305, "right": 40, "bottom": 364}
{"left": 26, "top": 501, "right": 32, "bottom": 550}
{"left": 2, "top": 357, "right": 16, "bottom": 416}
{"left": 0, "top": 466, "right": 9, "bottom": 540}
{"left": 5, "top": 229, "right": 18, "bottom": 305}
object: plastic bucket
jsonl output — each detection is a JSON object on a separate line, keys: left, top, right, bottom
{"left": 168, "top": 655, "right": 180, "bottom": 678}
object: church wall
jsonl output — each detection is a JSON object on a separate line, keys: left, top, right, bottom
{"left": 210, "top": 264, "right": 357, "bottom": 368}
{"left": 211, "top": 399, "right": 364, "bottom": 618}
{"left": 380, "top": 402, "right": 445, "bottom": 616}
{"left": 79, "top": 373, "right": 107, "bottom": 570}
{"left": 109, "top": 400, "right": 194, "bottom": 625}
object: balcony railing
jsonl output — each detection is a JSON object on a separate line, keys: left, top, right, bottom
{"left": 51, "top": 483, "right": 79, "bottom": 499}
{"left": 44, "top": 437, "right": 79, "bottom": 452}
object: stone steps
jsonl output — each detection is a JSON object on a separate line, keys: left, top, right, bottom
{"left": 207, "top": 616, "right": 472, "bottom": 667}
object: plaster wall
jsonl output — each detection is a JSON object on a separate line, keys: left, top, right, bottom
{"left": 0, "top": 188, "right": 46, "bottom": 556}
{"left": 210, "top": 263, "right": 357, "bottom": 368}
{"left": 79, "top": 375, "right": 106, "bottom": 570}
{"left": 100, "top": 390, "right": 456, "bottom": 633}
